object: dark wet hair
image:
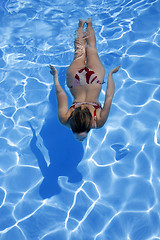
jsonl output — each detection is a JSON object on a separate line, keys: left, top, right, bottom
{"left": 69, "top": 107, "right": 92, "bottom": 133}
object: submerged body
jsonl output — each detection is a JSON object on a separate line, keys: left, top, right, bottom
{"left": 49, "top": 18, "right": 120, "bottom": 141}
{"left": 67, "top": 82, "right": 102, "bottom": 130}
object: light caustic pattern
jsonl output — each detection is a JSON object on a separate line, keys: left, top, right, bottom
{"left": 0, "top": 0, "right": 160, "bottom": 239}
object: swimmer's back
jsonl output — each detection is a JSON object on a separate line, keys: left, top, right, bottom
{"left": 69, "top": 84, "right": 102, "bottom": 103}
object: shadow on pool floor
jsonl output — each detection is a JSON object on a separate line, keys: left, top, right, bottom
{"left": 29, "top": 69, "right": 84, "bottom": 198}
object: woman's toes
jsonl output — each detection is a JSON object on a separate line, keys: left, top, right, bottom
{"left": 79, "top": 19, "right": 86, "bottom": 27}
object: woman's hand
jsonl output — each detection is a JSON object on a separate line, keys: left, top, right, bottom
{"left": 48, "top": 65, "right": 58, "bottom": 76}
{"left": 110, "top": 65, "right": 121, "bottom": 74}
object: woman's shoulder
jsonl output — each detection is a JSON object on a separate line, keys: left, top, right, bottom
{"left": 59, "top": 109, "right": 72, "bottom": 127}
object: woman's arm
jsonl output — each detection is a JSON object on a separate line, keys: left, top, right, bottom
{"left": 49, "top": 65, "right": 69, "bottom": 125}
{"left": 97, "top": 66, "right": 120, "bottom": 127}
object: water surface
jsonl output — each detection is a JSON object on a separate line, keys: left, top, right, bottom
{"left": 0, "top": 0, "right": 160, "bottom": 239}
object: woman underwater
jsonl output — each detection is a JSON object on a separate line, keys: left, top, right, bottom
{"left": 49, "top": 18, "right": 120, "bottom": 141}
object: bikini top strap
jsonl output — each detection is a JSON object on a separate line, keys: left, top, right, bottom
{"left": 92, "top": 104, "right": 102, "bottom": 128}
{"left": 70, "top": 103, "right": 76, "bottom": 109}
{"left": 93, "top": 108, "right": 97, "bottom": 128}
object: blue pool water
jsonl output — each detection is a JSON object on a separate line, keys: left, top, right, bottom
{"left": 0, "top": 0, "right": 160, "bottom": 239}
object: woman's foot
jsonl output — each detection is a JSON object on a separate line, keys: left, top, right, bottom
{"left": 86, "top": 18, "right": 92, "bottom": 27}
{"left": 79, "top": 19, "right": 86, "bottom": 28}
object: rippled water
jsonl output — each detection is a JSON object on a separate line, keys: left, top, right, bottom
{"left": 0, "top": 0, "right": 160, "bottom": 239}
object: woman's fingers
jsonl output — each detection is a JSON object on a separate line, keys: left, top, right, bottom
{"left": 48, "top": 65, "right": 58, "bottom": 75}
{"left": 111, "top": 65, "right": 121, "bottom": 73}
{"left": 48, "top": 65, "right": 52, "bottom": 69}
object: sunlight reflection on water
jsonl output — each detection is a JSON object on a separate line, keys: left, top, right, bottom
{"left": 0, "top": 0, "right": 160, "bottom": 239}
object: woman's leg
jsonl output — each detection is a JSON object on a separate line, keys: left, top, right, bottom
{"left": 86, "top": 18, "right": 105, "bottom": 82}
{"left": 74, "top": 19, "right": 86, "bottom": 61}
{"left": 67, "top": 20, "right": 86, "bottom": 87}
